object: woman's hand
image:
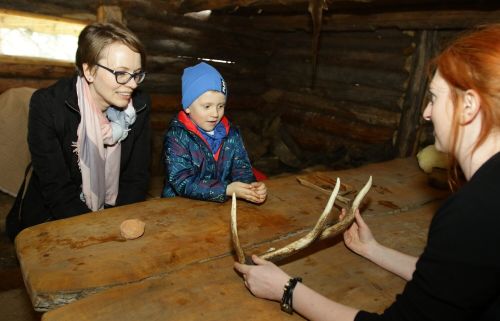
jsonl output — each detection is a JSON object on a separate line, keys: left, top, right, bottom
{"left": 227, "top": 182, "right": 266, "bottom": 204}
{"left": 342, "top": 208, "right": 417, "bottom": 280}
{"left": 234, "top": 255, "right": 290, "bottom": 301}
{"left": 340, "top": 208, "right": 378, "bottom": 259}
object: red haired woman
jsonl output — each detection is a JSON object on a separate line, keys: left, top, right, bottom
{"left": 235, "top": 24, "right": 500, "bottom": 321}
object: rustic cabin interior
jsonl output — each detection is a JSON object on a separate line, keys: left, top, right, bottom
{"left": 0, "top": 1, "right": 499, "bottom": 320}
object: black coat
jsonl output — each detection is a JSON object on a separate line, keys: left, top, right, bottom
{"left": 9, "top": 76, "right": 151, "bottom": 234}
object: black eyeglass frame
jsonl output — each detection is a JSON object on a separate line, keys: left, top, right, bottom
{"left": 96, "top": 63, "right": 146, "bottom": 85}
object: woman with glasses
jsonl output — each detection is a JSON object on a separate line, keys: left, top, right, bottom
{"left": 6, "top": 22, "right": 151, "bottom": 239}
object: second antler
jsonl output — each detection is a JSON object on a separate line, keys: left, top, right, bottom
{"left": 231, "top": 176, "right": 372, "bottom": 264}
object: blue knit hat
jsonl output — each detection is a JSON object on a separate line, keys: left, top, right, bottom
{"left": 181, "top": 62, "right": 227, "bottom": 109}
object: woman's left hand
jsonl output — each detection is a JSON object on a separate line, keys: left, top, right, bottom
{"left": 234, "top": 255, "right": 289, "bottom": 301}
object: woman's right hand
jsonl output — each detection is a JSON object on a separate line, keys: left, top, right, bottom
{"left": 340, "top": 208, "right": 378, "bottom": 259}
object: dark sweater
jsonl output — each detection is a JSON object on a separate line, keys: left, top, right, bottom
{"left": 356, "top": 152, "right": 500, "bottom": 321}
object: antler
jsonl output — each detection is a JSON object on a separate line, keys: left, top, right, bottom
{"left": 231, "top": 176, "right": 372, "bottom": 264}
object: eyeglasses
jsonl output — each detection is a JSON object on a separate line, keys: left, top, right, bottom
{"left": 96, "top": 63, "right": 146, "bottom": 85}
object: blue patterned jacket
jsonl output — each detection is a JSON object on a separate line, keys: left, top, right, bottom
{"left": 162, "top": 111, "right": 256, "bottom": 202}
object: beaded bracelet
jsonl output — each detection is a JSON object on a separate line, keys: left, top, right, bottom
{"left": 280, "top": 277, "right": 302, "bottom": 314}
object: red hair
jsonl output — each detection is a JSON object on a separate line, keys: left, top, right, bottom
{"left": 429, "top": 24, "right": 500, "bottom": 189}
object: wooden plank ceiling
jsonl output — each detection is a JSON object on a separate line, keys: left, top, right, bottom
{"left": 170, "top": 0, "right": 497, "bottom": 15}
{"left": 0, "top": 0, "right": 497, "bottom": 17}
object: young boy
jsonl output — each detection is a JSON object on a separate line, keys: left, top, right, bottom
{"left": 162, "top": 62, "right": 267, "bottom": 203}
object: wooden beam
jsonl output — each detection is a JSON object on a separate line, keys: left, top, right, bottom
{"left": 395, "top": 30, "right": 439, "bottom": 157}
{"left": 263, "top": 89, "right": 400, "bottom": 128}
{"left": 0, "top": 1, "right": 95, "bottom": 21}
{"left": 228, "top": 9, "right": 500, "bottom": 32}
{"left": 97, "top": 5, "right": 123, "bottom": 24}
{"left": 323, "top": 10, "right": 500, "bottom": 31}
{"left": 169, "top": 0, "right": 308, "bottom": 13}
{"left": 0, "top": 8, "right": 87, "bottom": 35}
{"left": 0, "top": 78, "right": 58, "bottom": 93}
{"left": 0, "top": 60, "right": 74, "bottom": 79}
{"left": 283, "top": 107, "right": 395, "bottom": 144}
{"left": 0, "top": 55, "right": 74, "bottom": 67}
{"left": 151, "top": 93, "right": 180, "bottom": 113}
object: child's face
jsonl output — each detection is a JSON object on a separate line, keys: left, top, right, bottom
{"left": 186, "top": 90, "right": 226, "bottom": 132}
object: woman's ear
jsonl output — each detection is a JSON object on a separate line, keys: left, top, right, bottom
{"left": 82, "top": 63, "right": 95, "bottom": 83}
{"left": 461, "top": 89, "right": 481, "bottom": 124}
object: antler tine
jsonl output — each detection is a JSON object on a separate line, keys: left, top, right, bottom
{"left": 319, "top": 176, "right": 372, "bottom": 240}
{"left": 351, "top": 176, "right": 372, "bottom": 210}
{"left": 231, "top": 193, "right": 246, "bottom": 264}
{"left": 260, "top": 178, "right": 341, "bottom": 262}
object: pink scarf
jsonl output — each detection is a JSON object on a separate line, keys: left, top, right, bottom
{"left": 75, "top": 76, "right": 124, "bottom": 211}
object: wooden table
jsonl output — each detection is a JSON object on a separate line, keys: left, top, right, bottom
{"left": 15, "top": 158, "right": 449, "bottom": 320}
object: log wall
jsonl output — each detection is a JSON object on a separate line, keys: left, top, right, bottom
{"left": 0, "top": 3, "right": 273, "bottom": 179}
{"left": 0, "top": 0, "right": 486, "bottom": 180}
{"left": 256, "top": 28, "right": 415, "bottom": 170}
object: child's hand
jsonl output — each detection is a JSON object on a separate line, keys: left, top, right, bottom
{"left": 250, "top": 182, "right": 267, "bottom": 203}
{"left": 227, "top": 182, "right": 264, "bottom": 204}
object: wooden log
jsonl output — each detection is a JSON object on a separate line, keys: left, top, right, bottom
{"left": 151, "top": 113, "right": 174, "bottom": 131}
{"left": 321, "top": 10, "right": 500, "bottom": 31}
{"left": 239, "top": 126, "right": 270, "bottom": 161}
{"left": 124, "top": 5, "right": 272, "bottom": 42}
{"left": 0, "top": 78, "right": 58, "bottom": 93}
{"left": 282, "top": 122, "right": 392, "bottom": 163}
{"left": 150, "top": 94, "right": 264, "bottom": 113}
{"left": 396, "top": 30, "right": 439, "bottom": 157}
{"left": 129, "top": 15, "right": 273, "bottom": 63}
{"left": 143, "top": 71, "right": 267, "bottom": 97}
{"left": 147, "top": 55, "right": 193, "bottom": 73}
{"left": 168, "top": 0, "right": 307, "bottom": 14}
{"left": 282, "top": 107, "right": 395, "bottom": 144}
{"left": 268, "top": 59, "right": 409, "bottom": 92}
{"left": 268, "top": 76, "right": 404, "bottom": 111}
{"left": 0, "top": 60, "right": 74, "bottom": 79}
{"left": 0, "top": 8, "right": 88, "bottom": 35}
{"left": 275, "top": 29, "right": 416, "bottom": 53}
{"left": 145, "top": 58, "right": 265, "bottom": 82}
{"left": 272, "top": 126, "right": 304, "bottom": 168}
{"left": 274, "top": 49, "right": 410, "bottom": 72}
{"left": 141, "top": 35, "right": 269, "bottom": 64}
{"left": 345, "top": 142, "right": 394, "bottom": 165}
{"left": 263, "top": 89, "right": 400, "bottom": 128}
{"left": 140, "top": 73, "right": 179, "bottom": 94}
{"left": 282, "top": 122, "right": 346, "bottom": 153}
{"left": 0, "top": 1, "right": 95, "bottom": 22}
{"left": 227, "top": 95, "right": 266, "bottom": 111}
{"left": 150, "top": 94, "right": 180, "bottom": 113}
{"left": 219, "top": 10, "right": 500, "bottom": 32}
{"left": 96, "top": 5, "right": 123, "bottom": 24}
{"left": 127, "top": 15, "right": 272, "bottom": 49}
